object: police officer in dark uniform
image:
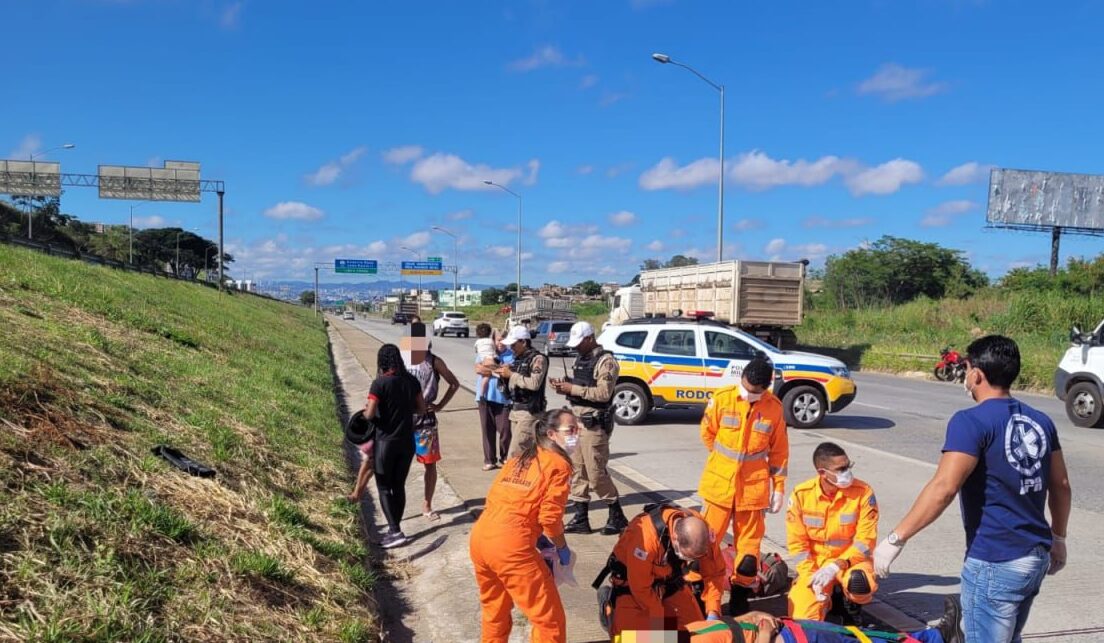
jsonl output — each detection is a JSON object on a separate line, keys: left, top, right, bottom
{"left": 551, "top": 321, "right": 627, "bottom": 535}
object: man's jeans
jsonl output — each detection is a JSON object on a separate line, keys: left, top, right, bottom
{"left": 961, "top": 546, "right": 1050, "bottom": 643}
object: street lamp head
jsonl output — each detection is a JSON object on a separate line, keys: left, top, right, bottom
{"left": 652, "top": 53, "right": 671, "bottom": 64}
{"left": 62, "top": 144, "right": 75, "bottom": 149}
{"left": 482, "top": 180, "right": 493, "bottom": 186}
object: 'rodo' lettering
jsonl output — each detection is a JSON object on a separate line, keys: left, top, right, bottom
{"left": 675, "top": 390, "right": 713, "bottom": 400}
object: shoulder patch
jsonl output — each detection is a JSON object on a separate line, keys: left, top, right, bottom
{"left": 869, "top": 494, "right": 877, "bottom": 507}
{"left": 633, "top": 547, "right": 649, "bottom": 561}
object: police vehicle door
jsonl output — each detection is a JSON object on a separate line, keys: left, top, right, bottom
{"left": 649, "top": 328, "right": 705, "bottom": 402}
{"left": 705, "top": 329, "right": 760, "bottom": 390}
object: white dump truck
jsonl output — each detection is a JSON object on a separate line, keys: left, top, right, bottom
{"left": 608, "top": 260, "right": 807, "bottom": 349}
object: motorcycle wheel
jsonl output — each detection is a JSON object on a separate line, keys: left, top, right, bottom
{"left": 934, "top": 365, "right": 954, "bottom": 382}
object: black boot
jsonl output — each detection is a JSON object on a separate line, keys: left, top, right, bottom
{"left": 601, "top": 500, "right": 629, "bottom": 535}
{"left": 565, "top": 502, "right": 592, "bottom": 534}
{"left": 727, "top": 586, "right": 750, "bottom": 617}
{"left": 934, "top": 595, "right": 964, "bottom": 643}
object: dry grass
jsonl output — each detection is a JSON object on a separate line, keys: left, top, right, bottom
{"left": 0, "top": 244, "right": 380, "bottom": 641}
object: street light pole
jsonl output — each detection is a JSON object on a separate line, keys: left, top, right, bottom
{"left": 432, "top": 226, "right": 459, "bottom": 309}
{"left": 400, "top": 246, "right": 422, "bottom": 306}
{"left": 175, "top": 227, "right": 197, "bottom": 276}
{"left": 483, "top": 180, "right": 522, "bottom": 302}
{"left": 652, "top": 52, "right": 725, "bottom": 262}
{"left": 26, "top": 143, "right": 75, "bottom": 240}
{"left": 128, "top": 201, "right": 150, "bottom": 265}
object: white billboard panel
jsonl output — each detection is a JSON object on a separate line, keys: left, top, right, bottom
{"left": 988, "top": 168, "right": 1104, "bottom": 232}
{"left": 0, "top": 160, "right": 62, "bottom": 197}
{"left": 98, "top": 161, "right": 201, "bottom": 202}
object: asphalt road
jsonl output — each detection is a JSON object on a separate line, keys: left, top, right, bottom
{"left": 349, "top": 316, "right": 1103, "bottom": 637}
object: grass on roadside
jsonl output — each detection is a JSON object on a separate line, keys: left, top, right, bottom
{"left": 0, "top": 244, "right": 378, "bottom": 641}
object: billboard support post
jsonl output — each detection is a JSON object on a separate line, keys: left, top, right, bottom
{"left": 1051, "top": 226, "right": 1062, "bottom": 276}
{"left": 218, "top": 190, "right": 225, "bottom": 293}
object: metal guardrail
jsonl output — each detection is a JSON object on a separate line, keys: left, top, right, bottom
{"left": 0, "top": 232, "right": 295, "bottom": 306}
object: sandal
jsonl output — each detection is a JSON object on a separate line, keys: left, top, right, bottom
{"left": 423, "top": 511, "right": 440, "bottom": 522}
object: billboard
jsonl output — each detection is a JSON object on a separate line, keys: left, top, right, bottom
{"left": 335, "top": 259, "right": 377, "bottom": 274}
{"left": 401, "top": 260, "right": 443, "bottom": 276}
{"left": 988, "top": 168, "right": 1104, "bottom": 232}
{"left": 0, "top": 160, "right": 62, "bottom": 197}
{"left": 98, "top": 160, "right": 201, "bottom": 202}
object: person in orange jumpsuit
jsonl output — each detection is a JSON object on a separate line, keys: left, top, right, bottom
{"left": 697, "top": 357, "right": 789, "bottom": 616}
{"left": 786, "top": 442, "right": 879, "bottom": 623}
{"left": 597, "top": 504, "right": 727, "bottom": 636}
{"left": 469, "top": 408, "right": 578, "bottom": 643}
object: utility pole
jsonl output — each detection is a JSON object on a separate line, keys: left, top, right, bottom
{"left": 314, "top": 266, "right": 320, "bottom": 314}
{"left": 217, "top": 190, "right": 225, "bottom": 292}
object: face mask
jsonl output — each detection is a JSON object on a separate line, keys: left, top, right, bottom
{"left": 740, "top": 384, "right": 763, "bottom": 403}
{"left": 562, "top": 434, "right": 579, "bottom": 454}
{"left": 963, "top": 368, "right": 977, "bottom": 401}
{"left": 832, "top": 469, "right": 854, "bottom": 489}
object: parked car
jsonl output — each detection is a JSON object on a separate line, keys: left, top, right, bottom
{"left": 433, "top": 311, "right": 470, "bottom": 337}
{"left": 597, "top": 313, "right": 856, "bottom": 428}
{"left": 342, "top": 310, "right": 355, "bottom": 320}
{"left": 531, "top": 320, "right": 576, "bottom": 356}
{"left": 391, "top": 311, "right": 410, "bottom": 325}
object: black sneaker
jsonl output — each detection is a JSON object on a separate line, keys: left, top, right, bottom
{"left": 934, "top": 595, "right": 964, "bottom": 643}
{"left": 380, "top": 531, "right": 408, "bottom": 549}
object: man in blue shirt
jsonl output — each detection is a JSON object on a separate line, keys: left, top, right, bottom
{"left": 873, "top": 335, "right": 1072, "bottom": 643}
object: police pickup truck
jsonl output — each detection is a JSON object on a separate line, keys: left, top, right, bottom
{"left": 597, "top": 312, "right": 856, "bottom": 428}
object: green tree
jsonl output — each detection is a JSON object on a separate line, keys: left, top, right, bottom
{"left": 481, "top": 287, "right": 505, "bottom": 305}
{"left": 299, "top": 290, "right": 316, "bottom": 306}
{"left": 824, "top": 236, "right": 987, "bottom": 309}
{"left": 576, "top": 280, "right": 602, "bottom": 297}
{"left": 664, "top": 254, "right": 699, "bottom": 268}
{"left": 640, "top": 258, "right": 662, "bottom": 271}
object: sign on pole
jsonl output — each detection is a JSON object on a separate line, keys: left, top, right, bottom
{"left": 987, "top": 168, "right": 1104, "bottom": 233}
{"left": 98, "top": 160, "right": 201, "bottom": 202}
{"left": 401, "top": 260, "right": 443, "bottom": 276}
{"left": 335, "top": 259, "right": 378, "bottom": 274}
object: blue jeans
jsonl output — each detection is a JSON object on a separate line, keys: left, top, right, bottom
{"left": 961, "top": 546, "right": 1050, "bottom": 643}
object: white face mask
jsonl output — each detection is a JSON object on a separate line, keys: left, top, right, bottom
{"left": 740, "top": 384, "right": 763, "bottom": 403}
{"left": 561, "top": 433, "right": 579, "bottom": 454}
{"left": 832, "top": 469, "right": 854, "bottom": 488}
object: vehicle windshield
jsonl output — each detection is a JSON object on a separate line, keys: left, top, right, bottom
{"left": 445, "top": 313, "right": 466, "bottom": 319}
{"left": 551, "top": 323, "right": 573, "bottom": 332}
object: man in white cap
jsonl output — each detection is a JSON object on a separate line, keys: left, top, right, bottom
{"left": 494, "top": 325, "right": 548, "bottom": 455}
{"left": 551, "top": 321, "right": 627, "bottom": 535}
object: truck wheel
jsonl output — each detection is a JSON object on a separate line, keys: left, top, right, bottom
{"left": 1066, "top": 382, "right": 1104, "bottom": 428}
{"left": 612, "top": 382, "right": 649, "bottom": 425}
{"left": 783, "top": 385, "right": 826, "bottom": 429}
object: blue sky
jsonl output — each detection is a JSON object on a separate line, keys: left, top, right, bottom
{"left": 6, "top": 0, "right": 1104, "bottom": 285}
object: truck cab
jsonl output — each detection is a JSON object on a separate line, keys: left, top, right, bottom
{"left": 1055, "top": 320, "right": 1104, "bottom": 428}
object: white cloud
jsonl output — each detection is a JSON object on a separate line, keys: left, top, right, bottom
{"left": 9, "top": 134, "right": 41, "bottom": 160}
{"left": 763, "top": 238, "right": 829, "bottom": 262}
{"left": 937, "top": 161, "right": 993, "bottom": 186}
{"left": 382, "top": 145, "right": 424, "bottom": 165}
{"left": 803, "top": 216, "right": 874, "bottom": 229}
{"left": 548, "top": 261, "right": 571, "bottom": 274}
{"left": 764, "top": 238, "right": 787, "bottom": 255}
{"left": 220, "top": 1, "right": 243, "bottom": 29}
{"left": 606, "top": 162, "right": 634, "bottom": 178}
{"left": 579, "top": 74, "right": 599, "bottom": 90}
{"left": 646, "top": 240, "right": 665, "bottom": 252}
{"left": 639, "top": 157, "right": 720, "bottom": 191}
{"left": 401, "top": 231, "right": 430, "bottom": 249}
{"left": 409, "top": 152, "right": 533, "bottom": 193}
{"left": 921, "top": 199, "right": 978, "bottom": 227}
{"left": 488, "top": 245, "right": 514, "bottom": 258}
{"left": 367, "top": 240, "right": 387, "bottom": 254}
{"left": 609, "top": 210, "right": 637, "bottom": 226}
{"left": 844, "top": 159, "right": 924, "bottom": 196}
{"left": 523, "top": 159, "right": 540, "bottom": 186}
{"left": 132, "top": 215, "right": 167, "bottom": 229}
{"left": 507, "top": 45, "right": 585, "bottom": 72}
{"left": 730, "top": 151, "right": 854, "bottom": 191}
{"left": 857, "top": 63, "right": 947, "bottom": 102}
{"left": 599, "top": 91, "right": 629, "bottom": 107}
{"left": 539, "top": 220, "right": 567, "bottom": 239}
{"left": 521, "top": 251, "right": 535, "bottom": 261}
{"left": 580, "top": 234, "right": 631, "bottom": 252}
{"left": 733, "top": 218, "right": 763, "bottom": 231}
{"left": 447, "top": 209, "right": 473, "bottom": 221}
{"left": 577, "top": 165, "right": 595, "bottom": 175}
{"left": 263, "top": 201, "right": 324, "bottom": 221}
{"left": 304, "top": 145, "right": 366, "bottom": 186}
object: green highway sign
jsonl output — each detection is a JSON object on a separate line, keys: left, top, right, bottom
{"left": 426, "top": 256, "right": 442, "bottom": 263}
{"left": 335, "top": 259, "right": 377, "bottom": 274}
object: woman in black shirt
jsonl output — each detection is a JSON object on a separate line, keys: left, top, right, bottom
{"left": 364, "top": 343, "right": 426, "bottom": 548}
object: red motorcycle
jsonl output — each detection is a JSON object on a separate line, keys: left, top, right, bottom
{"left": 934, "top": 347, "right": 967, "bottom": 383}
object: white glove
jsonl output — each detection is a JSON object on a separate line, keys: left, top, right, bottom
{"left": 1048, "top": 534, "right": 1067, "bottom": 576}
{"left": 809, "top": 562, "right": 840, "bottom": 601}
{"left": 873, "top": 537, "right": 904, "bottom": 578}
{"left": 552, "top": 547, "right": 578, "bottom": 587}
{"left": 768, "top": 489, "right": 784, "bottom": 514}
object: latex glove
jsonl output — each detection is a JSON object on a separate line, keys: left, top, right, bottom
{"left": 873, "top": 538, "right": 904, "bottom": 578}
{"left": 557, "top": 545, "right": 572, "bottom": 567}
{"left": 706, "top": 612, "right": 721, "bottom": 621}
{"left": 768, "top": 489, "right": 785, "bottom": 514}
{"left": 1048, "top": 534, "right": 1067, "bottom": 576}
{"left": 553, "top": 547, "right": 578, "bottom": 587}
{"left": 810, "top": 562, "right": 840, "bottom": 600}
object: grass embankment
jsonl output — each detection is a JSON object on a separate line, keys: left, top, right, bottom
{"left": 0, "top": 245, "right": 377, "bottom": 641}
{"left": 798, "top": 290, "right": 1104, "bottom": 390}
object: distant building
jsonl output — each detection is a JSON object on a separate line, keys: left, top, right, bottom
{"left": 438, "top": 285, "right": 482, "bottom": 308}
{"left": 233, "top": 279, "right": 255, "bottom": 292}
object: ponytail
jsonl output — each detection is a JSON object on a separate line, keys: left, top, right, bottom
{"left": 513, "top": 408, "right": 574, "bottom": 474}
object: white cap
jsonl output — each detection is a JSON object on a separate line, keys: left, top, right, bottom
{"left": 566, "top": 321, "right": 594, "bottom": 348}
{"left": 504, "top": 325, "right": 531, "bottom": 345}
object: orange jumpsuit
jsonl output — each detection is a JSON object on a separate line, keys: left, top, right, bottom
{"left": 470, "top": 447, "right": 572, "bottom": 643}
{"left": 786, "top": 476, "right": 879, "bottom": 620}
{"left": 698, "top": 386, "right": 789, "bottom": 587}
{"left": 609, "top": 506, "right": 727, "bottom": 636}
